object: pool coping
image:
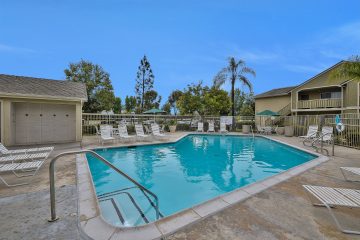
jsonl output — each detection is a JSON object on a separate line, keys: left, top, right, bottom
{"left": 76, "top": 133, "right": 328, "bottom": 240}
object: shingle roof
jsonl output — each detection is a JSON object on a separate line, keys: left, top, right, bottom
{"left": 254, "top": 86, "right": 296, "bottom": 99}
{"left": 0, "top": 74, "right": 87, "bottom": 101}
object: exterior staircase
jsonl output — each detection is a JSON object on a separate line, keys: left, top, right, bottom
{"left": 265, "top": 103, "right": 291, "bottom": 126}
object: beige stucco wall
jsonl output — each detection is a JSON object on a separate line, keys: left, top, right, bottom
{"left": 255, "top": 95, "right": 291, "bottom": 114}
{"left": 0, "top": 96, "right": 83, "bottom": 146}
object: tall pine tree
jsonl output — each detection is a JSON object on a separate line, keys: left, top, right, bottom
{"left": 135, "top": 55, "right": 155, "bottom": 112}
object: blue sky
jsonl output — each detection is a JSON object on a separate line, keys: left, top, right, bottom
{"left": 1, "top": 0, "right": 359, "bottom": 104}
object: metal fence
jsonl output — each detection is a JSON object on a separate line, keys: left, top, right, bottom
{"left": 83, "top": 113, "right": 360, "bottom": 149}
{"left": 82, "top": 113, "right": 255, "bottom": 135}
{"left": 256, "top": 113, "right": 360, "bottom": 149}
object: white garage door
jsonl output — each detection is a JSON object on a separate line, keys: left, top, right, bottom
{"left": 14, "top": 103, "right": 76, "bottom": 145}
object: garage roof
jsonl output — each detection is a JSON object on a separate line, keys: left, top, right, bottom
{"left": 254, "top": 86, "right": 296, "bottom": 99}
{"left": 0, "top": 74, "right": 87, "bottom": 101}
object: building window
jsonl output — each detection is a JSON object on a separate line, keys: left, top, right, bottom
{"left": 320, "top": 92, "right": 341, "bottom": 99}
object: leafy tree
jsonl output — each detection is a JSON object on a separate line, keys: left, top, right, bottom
{"left": 64, "top": 59, "right": 115, "bottom": 112}
{"left": 113, "top": 97, "right": 122, "bottom": 114}
{"left": 135, "top": 55, "right": 155, "bottom": 111}
{"left": 125, "top": 96, "right": 137, "bottom": 113}
{"left": 234, "top": 89, "right": 246, "bottom": 115}
{"left": 177, "top": 82, "right": 208, "bottom": 115}
{"left": 204, "top": 87, "right": 231, "bottom": 115}
{"left": 168, "top": 90, "right": 183, "bottom": 115}
{"left": 213, "top": 57, "right": 255, "bottom": 116}
{"left": 331, "top": 55, "right": 360, "bottom": 81}
{"left": 143, "top": 90, "right": 162, "bottom": 110}
{"left": 239, "top": 93, "right": 255, "bottom": 116}
{"left": 162, "top": 102, "right": 171, "bottom": 114}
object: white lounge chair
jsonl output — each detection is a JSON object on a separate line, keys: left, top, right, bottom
{"left": 220, "top": 123, "right": 228, "bottom": 133}
{"left": 319, "top": 126, "right": 333, "bottom": 143}
{"left": 340, "top": 167, "right": 360, "bottom": 182}
{"left": 197, "top": 122, "right": 204, "bottom": 132}
{"left": 100, "top": 127, "right": 115, "bottom": 145}
{"left": 256, "top": 125, "right": 265, "bottom": 134}
{"left": 299, "top": 125, "right": 318, "bottom": 139}
{"left": 303, "top": 185, "right": 360, "bottom": 235}
{"left": 263, "top": 126, "right": 272, "bottom": 135}
{"left": 117, "top": 125, "right": 135, "bottom": 142}
{"left": 208, "top": 121, "right": 215, "bottom": 132}
{"left": 0, "top": 151, "right": 51, "bottom": 164}
{"left": 0, "top": 143, "right": 53, "bottom": 156}
{"left": 135, "top": 124, "right": 151, "bottom": 141}
{"left": 151, "top": 123, "right": 167, "bottom": 140}
{"left": 0, "top": 160, "right": 45, "bottom": 187}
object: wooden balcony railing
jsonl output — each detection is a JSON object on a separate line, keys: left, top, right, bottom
{"left": 298, "top": 98, "right": 342, "bottom": 109}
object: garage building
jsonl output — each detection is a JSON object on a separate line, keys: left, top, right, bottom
{"left": 0, "top": 74, "right": 87, "bottom": 146}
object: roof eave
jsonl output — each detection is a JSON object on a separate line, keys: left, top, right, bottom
{"left": 254, "top": 93, "right": 291, "bottom": 99}
{"left": 0, "top": 92, "right": 87, "bottom": 102}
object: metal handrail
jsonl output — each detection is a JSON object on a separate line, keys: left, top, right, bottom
{"left": 250, "top": 125, "right": 255, "bottom": 138}
{"left": 48, "top": 150, "right": 160, "bottom": 222}
{"left": 310, "top": 132, "right": 335, "bottom": 156}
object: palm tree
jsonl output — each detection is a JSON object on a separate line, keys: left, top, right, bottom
{"left": 213, "top": 57, "right": 256, "bottom": 117}
{"left": 331, "top": 55, "right": 360, "bottom": 81}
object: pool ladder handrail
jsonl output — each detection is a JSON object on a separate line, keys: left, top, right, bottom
{"left": 99, "top": 190, "right": 150, "bottom": 224}
{"left": 98, "top": 186, "right": 165, "bottom": 225}
{"left": 310, "top": 132, "right": 335, "bottom": 156}
{"left": 48, "top": 150, "right": 161, "bottom": 222}
{"left": 249, "top": 125, "right": 255, "bottom": 138}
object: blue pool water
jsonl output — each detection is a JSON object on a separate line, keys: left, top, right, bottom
{"left": 87, "top": 135, "right": 316, "bottom": 227}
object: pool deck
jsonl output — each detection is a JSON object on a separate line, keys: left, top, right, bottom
{"left": 0, "top": 133, "right": 359, "bottom": 239}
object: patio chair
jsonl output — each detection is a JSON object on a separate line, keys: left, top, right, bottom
{"left": 263, "top": 126, "right": 272, "bottom": 135}
{"left": 340, "top": 167, "right": 360, "bottom": 182}
{"left": 303, "top": 185, "right": 360, "bottom": 235}
{"left": 135, "top": 124, "right": 152, "bottom": 141}
{"left": 0, "top": 143, "right": 54, "bottom": 156}
{"left": 197, "top": 122, "right": 204, "bottom": 132}
{"left": 208, "top": 121, "right": 215, "bottom": 132}
{"left": 256, "top": 125, "right": 265, "bottom": 134}
{"left": 0, "top": 160, "right": 45, "bottom": 187}
{"left": 117, "top": 125, "right": 135, "bottom": 142}
{"left": 220, "top": 123, "right": 228, "bottom": 133}
{"left": 0, "top": 151, "right": 52, "bottom": 164}
{"left": 299, "top": 125, "right": 318, "bottom": 139}
{"left": 319, "top": 126, "right": 334, "bottom": 143}
{"left": 100, "top": 127, "right": 115, "bottom": 145}
{"left": 144, "top": 124, "right": 152, "bottom": 134}
{"left": 151, "top": 123, "right": 167, "bottom": 140}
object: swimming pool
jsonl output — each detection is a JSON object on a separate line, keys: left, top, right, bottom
{"left": 86, "top": 134, "right": 317, "bottom": 227}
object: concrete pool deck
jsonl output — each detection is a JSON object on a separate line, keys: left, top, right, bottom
{"left": 0, "top": 133, "right": 359, "bottom": 239}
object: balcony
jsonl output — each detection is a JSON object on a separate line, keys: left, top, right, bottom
{"left": 298, "top": 98, "right": 342, "bottom": 109}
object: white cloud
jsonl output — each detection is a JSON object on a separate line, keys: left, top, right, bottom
{"left": 226, "top": 45, "right": 281, "bottom": 63}
{"left": 239, "top": 51, "right": 280, "bottom": 62}
{"left": 282, "top": 64, "right": 327, "bottom": 74}
{"left": 0, "top": 43, "right": 36, "bottom": 53}
{"left": 323, "top": 21, "right": 360, "bottom": 44}
{"left": 319, "top": 50, "right": 347, "bottom": 59}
